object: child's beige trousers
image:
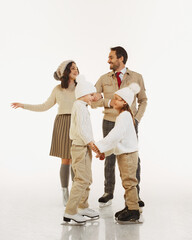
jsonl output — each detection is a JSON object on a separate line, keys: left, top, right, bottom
{"left": 65, "top": 145, "right": 92, "bottom": 215}
{"left": 117, "top": 151, "right": 139, "bottom": 210}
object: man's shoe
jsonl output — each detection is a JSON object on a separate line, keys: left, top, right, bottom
{"left": 138, "top": 200, "right": 145, "bottom": 213}
{"left": 98, "top": 193, "right": 113, "bottom": 208}
{"left": 138, "top": 200, "right": 145, "bottom": 207}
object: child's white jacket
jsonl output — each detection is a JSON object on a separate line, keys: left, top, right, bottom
{"left": 95, "top": 111, "right": 138, "bottom": 156}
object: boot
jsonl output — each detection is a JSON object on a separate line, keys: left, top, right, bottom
{"left": 117, "top": 209, "right": 140, "bottom": 223}
{"left": 62, "top": 187, "right": 69, "bottom": 207}
{"left": 64, "top": 213, "right": 86, "bottom": 224}
{"left": 115, "top": 206, "right": 128, "bottom": 219}
{"left": 98, "top": 193, "right": 113, "bottom": 208}
{"left": 78, "top": 208, "right": 99, "bottom": 219}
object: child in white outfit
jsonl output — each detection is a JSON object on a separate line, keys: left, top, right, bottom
{"left": 64, "top": 75, "right": 99, "bottom": 224}
{"left": 94, "top": 83, "right": 141, "bottom": 224}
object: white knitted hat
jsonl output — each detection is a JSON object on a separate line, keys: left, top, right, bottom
{"left": 54, "top": 60, "right": 74, "bottom": 80}
{"left": 115, "top": 83, "right": 140, "bottom": 106}
{"left": 75, "top": 75, "right": 96, "bottom": 99}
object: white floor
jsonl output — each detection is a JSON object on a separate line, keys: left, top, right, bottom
{"left": 1, "top": 176, "right": 192, "bottom": 240}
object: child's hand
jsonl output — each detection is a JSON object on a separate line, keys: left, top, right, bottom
{"left": 89, "top": 142, "right": 100, "bottom": 154}
{"left": 95, "top": 152, "right": 105, "bottom": 160}
{"left": 99, "top": 153, "right": 105, "bottom": 160}
{"left": 89, "top": 142, "right": 104, "bottom": 160}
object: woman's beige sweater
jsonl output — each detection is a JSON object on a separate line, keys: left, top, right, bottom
{"left": 24, "top": 83, "right": 76, "bottom": 114}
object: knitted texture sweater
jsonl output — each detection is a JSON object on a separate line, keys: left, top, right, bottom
{"left": 24, "top": 83, "right": 76, "bottom": 114}
{"left": 95, "top": 111, "right": 138, "bottom": 156}
{"left": 70, "top": 100, "right": 94, "bottom": 146}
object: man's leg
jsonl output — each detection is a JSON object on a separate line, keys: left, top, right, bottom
{"left": 136, "top": 157, "right": 141, "bottom": 195}
{"left": 135, "top": 119, "right": 144, "bottom": 207}
{"left": 98, "top": 119, "right": 116, "bottom": 207}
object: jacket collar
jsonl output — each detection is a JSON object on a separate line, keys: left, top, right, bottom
{"left": 108, "top": 67, "right": 130, "bottom": 77}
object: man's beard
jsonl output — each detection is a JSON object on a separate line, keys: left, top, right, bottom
{"left": 110, "top": 61, "right": 120, "bottom": 71}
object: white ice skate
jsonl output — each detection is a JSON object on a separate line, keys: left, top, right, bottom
{"left": 62, "top": 188, "right": 69, "bottom": 207}
{"left": 63, "top": 213, "right": 86, "bottom": 225}
{"left": 78, "top": 208, "right": 99, "bottom": 220}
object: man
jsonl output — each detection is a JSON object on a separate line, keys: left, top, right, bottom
{"left": 92, "top": 46, "right": 147, "bottom": 209}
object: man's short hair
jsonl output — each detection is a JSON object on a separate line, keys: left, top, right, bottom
{"left": 111, "top": 46, "right": 128, "bottom": 64}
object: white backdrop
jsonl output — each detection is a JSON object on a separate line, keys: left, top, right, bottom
{"left": 1, "top": 0, "right": 192, "bottom": 202}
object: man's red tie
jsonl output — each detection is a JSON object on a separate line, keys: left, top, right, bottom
{"left": 116, "top": 72, "right": 121, "bottom": 88}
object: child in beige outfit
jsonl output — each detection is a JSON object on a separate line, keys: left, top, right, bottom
{"left": 64, "top": 75, "right": 99, "bottom": 224}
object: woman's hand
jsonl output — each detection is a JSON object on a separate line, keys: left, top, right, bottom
{"left": 11, "top": 103, "right": 24, "bottom": 109}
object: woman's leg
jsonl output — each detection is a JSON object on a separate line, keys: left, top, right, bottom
{"left": 60, "top": 158, "right": 74, "bottom": 181}
{"left": 60, "top": 159, "right": 71, "bottom": 206}
{"left": 60, "top": 159, "right": 71, "bottom": 187}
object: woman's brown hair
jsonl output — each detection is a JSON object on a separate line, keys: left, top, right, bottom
{"left": 54, "top": 62, "right": 78, "bottom": 89}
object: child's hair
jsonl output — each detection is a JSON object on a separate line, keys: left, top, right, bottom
{"left": 121, "top": 103, "right": 135, "bottom": 126}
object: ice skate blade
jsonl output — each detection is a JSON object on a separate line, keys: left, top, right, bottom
{"left": 99, "top": 200, "right": 112, "bottom": 208}
{"left": 62, "top": 217, "right": 86, "bottom": 225}
{"left": 116, "top": 215, "right": 144, "bottom": 224}
{"left": 84, "top": 216, "right": 100, "bottom": 221}
{"left": 116, "top": 219, "right": 143, "bottom": 224}
{"left": 61, "top": 221, "right": 86, "bottom": 226}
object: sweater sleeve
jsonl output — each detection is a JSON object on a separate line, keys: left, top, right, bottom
{"left": 91, "top": 75, "right": 113, "bottom": 109}
{"left": 91, "top": 98, "right": 105, "bottom": 108}
{"left": 135, "top": 75, "right": 148, "bottom": 122}
{"left": 24, "top": 87, "right": 56, "bottom": 112}
{"left": 95, "top": 76, "right": 103, "bottom": 93}
{"left": 91, "top": 77, "right": 105, "bottom": 108}
{"left": 76, "top": 104, "right": 94, "bottom": 145}
{"left": 95, "top": 112, "right": 130, "bottom": 153}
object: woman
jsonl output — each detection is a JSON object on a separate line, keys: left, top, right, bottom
{"left": 11, "top": 60, "right": 79, "bottom": 206}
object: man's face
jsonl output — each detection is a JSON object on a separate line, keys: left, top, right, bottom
{"left": 108, "top": 50, "right": 121, "bottom": 71}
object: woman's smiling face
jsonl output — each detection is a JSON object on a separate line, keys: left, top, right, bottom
{"left": 69, "top": 63, "right": 79, "bottom": 80}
